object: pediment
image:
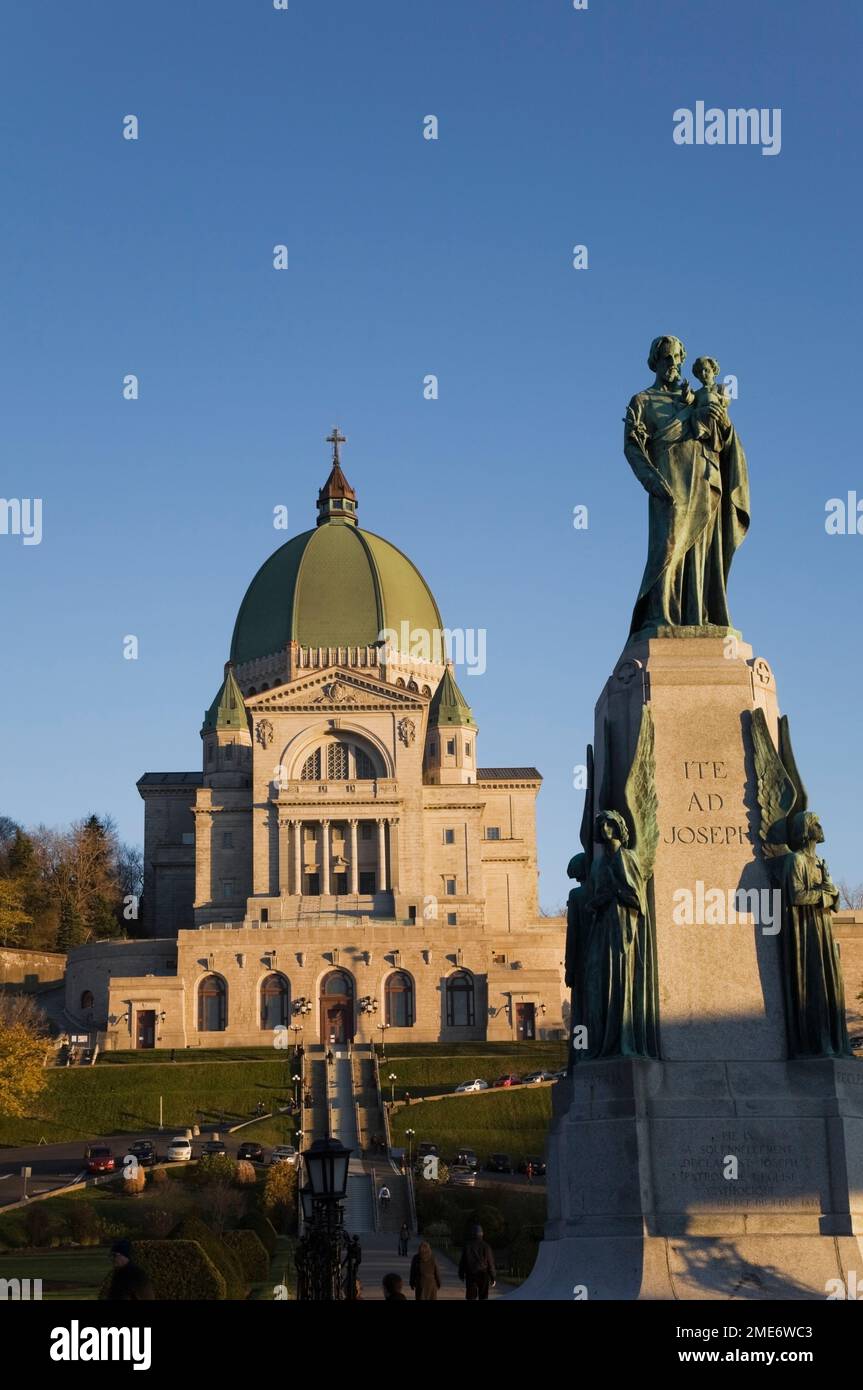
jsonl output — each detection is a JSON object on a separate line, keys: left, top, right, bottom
{"left": 245, "top": 666, "right": 427, "bottom": 714}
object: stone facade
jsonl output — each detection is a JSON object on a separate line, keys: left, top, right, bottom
{"left": 65, "top": 459, "right": 567, "bottom": 1050}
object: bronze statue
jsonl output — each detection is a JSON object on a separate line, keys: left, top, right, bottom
{"left": 570, "top": 709, "right": 660, "bottom": 1061}
{"left": 751, "top": 709, "right": 851, "bottom": 1058}
{"left": 624, "top": 334, "right": 750, "bottom": 639}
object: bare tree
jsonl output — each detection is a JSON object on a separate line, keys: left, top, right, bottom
{"left": 837, "top": 881, "right": 863, "bottom": 910}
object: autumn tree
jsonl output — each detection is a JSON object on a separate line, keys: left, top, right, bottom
{"left": 0, "top": 993, "right": 50, "bottom": 1117}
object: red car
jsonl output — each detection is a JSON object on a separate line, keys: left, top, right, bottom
{"left": 84, "top": 1145, "right": 115, "bottom": 1174}
{"left": 493, "top": 1074, "right": 522, "bottom": 1088}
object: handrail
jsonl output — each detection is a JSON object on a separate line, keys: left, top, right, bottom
{"left": 406, "top": 1166, "right": 417, "bottom": 1232}
{"left": 374, "top": 1051, "right": 393, "bottom": 1152}
{"left": 351, "top": 1052, "right": 364, "bottom": 1153}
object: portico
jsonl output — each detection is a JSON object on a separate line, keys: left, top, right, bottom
{"left": 278, "top": 816, "right": 397, "bottom": 895}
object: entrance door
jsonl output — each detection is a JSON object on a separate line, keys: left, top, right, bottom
{"left": 516, "top": 1002, "right": 536, "bottom": 1040}
{"left": 320, "top": 970, "right": 355, "bottom": 1044}
{"left": 136, "top": 1010, "right": 156, "bottom": 1049}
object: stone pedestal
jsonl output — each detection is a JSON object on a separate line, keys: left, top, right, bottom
{"left": 512, "top": 636, "right": 863, "bottom": 1299}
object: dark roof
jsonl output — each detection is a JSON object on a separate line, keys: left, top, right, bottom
{"left": 137, "top": 773, "right": 203, "bottom": 786}
{"left": 477, "top": 767, "right": 542, "bottom": 781}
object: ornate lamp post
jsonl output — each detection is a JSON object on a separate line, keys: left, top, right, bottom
{"left": 295, "top": 1137, "right": 362, "bottom": 1300}
{"left": 388, "top": 1072, "right": 398, "bottom": 1104}
{"left": 377, "top": 1021, "right": 389, "bottom": 1060}
{"left": 405, "top": 1127, "right": 415, "bottom": 1169}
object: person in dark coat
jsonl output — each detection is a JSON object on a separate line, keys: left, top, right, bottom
{"left": 409, "top": 1241, "right": 442, "bottom": 1300}
{"left": 104, "top": 1238, "right": 156, "bottom": 1300}
{"left": 458, "top": 1223, "right": 496, "bottom": 1301}
{"left": 382, "top": 1272, "right": 408, "bottom": 1301}
{"left": 398, "top": 1221, "right": 410, "bottom": 1257}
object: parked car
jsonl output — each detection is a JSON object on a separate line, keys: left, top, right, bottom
{"left": 454, "top": 1079, "right": 489, "bottom": 1093}
{"left": 485, "top": 1152, "right": 513, "bottom": 1174}
{"left": 84, "top": 1145, "right": 115, "bottom": 1175}
{"left": 522, "top": 1070, "right": 556, "bottom": 1085}
{"left": 453, "top": 1148, "right": 478, "bottom": 1171}
{"left": 448, "top": 1165, "right": 477, "bottom": 1187}
{"left": 553, "top": 1068, "right": 567, "bottom": 1081}
{"left": 167, "top": 1136, "right": 193, "bottom": 1162}
{"left": 237, "top": 1141, "right": 265, "bottom": 1163}
{"left": 493, "top": 1074, "right": 522, "bottom": 1088}
{"left": 201, "top": 1140, "right": 227, "bottom": 1157}
{"left": 127, "top": 1140, "right": 157, "bottom": 1167}
{"left": 270, "top": 1145, "right": 298, "bottom": 1166}
{"left": 518, "top": 1156, "right": 547, "bottom": 1177}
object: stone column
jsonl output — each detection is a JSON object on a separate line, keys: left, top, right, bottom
{"left": 348, "top": 819, "right": 359, "bottom": 894}
{"left": 388, "top": 817, "right": 400, "bottom": 892}
{"left": 293, "top": 820, "right": 303, "bottom": 895}
{"left": 278, "top": 818, "right": 291, "bottom": 894}
{"left": 376, "top": 817, "right": 387, "bottom": 892}
{"left": 320, "top": 819, "right": 331, "bottom": 895}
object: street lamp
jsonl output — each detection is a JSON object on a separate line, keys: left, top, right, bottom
{"left": 388, "top": 1072, "right": 397, "bottom": 1105}
{"left": 377, "top": 1021, "right": 389, "bottom": 1059}
{"left": 292, "top": 1073, "right": 301, "bottom": 1110}
{"left": 296, "top": 1136, "right": 361, "bottom": 1301}
{"left": 405, "top": 1127, "right": 415, "bottom": 1168}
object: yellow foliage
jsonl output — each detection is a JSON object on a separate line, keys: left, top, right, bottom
{"left": 0, "top": 1021, "right": 48, "bottom": 1118}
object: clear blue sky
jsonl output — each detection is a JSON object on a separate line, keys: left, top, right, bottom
{"left": 1, "top": 0, "right": 860, "bottom": 908}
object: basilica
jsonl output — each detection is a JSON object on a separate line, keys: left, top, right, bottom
{"left": 65, "top": 436, "right": 566, "bottom": 1049}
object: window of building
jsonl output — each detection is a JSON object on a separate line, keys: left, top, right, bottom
{"left": 221, "top": 879, "right": 236, "bottom": 898}
{"left": 198, "top": 974, "right": 227, "bottom": 1032}
{"left": 444, "top": 828, "right": 455, "bottom": 845}
{"left": 447, "top": 912, "right": 457, "bottom": 926}
{"left": 327, "top": 742, "right": 349, "bottom": 780}
{"left": 446, "top": 970, "right": 475, "bottom": 1027}
{"left": 486, "top": 827, "right": 501, "bottom": 841}
{"left": 446, "top": 878, "right": 456, "bottom": 896}
{"left": 80, "top": 990, "right": 94, "bottom": 1010}
{"left": 207, "top": 745, "right": 214, "bottom": 763}
{"left": 408, "top": 905, "right": 417, "bottom": 922}
{"left": 222, "top": 831, "right": 233, "bottom": 848}
{"left": 428, "top": 742, "right": 437, "bottom": 757}
{"left": 301, "top": 748, "right": 322, "bottom": 781}
{"left": 493, "top": 952, "right": 508, "bottom": 965}
{"left": 301, "top": 740, "right": 377, "bottom": 782}
{"left": 465, "top": 742, "right": 471, "bottom": 757}
{"left": 225, "top": 744, "right": 234, "bottom": 760}
{"left": 260, "top": 908, "right": 269, "bottom": 924}
{"left": 385, "top": 971, "right": 414, "bottom": 1027}
{"left": 260, "top": 973, "right": 289, "bottom": 1029}
{"left": 446, "top": 739, "right": 456, "bottom": 755}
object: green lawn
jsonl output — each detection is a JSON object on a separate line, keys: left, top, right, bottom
{"left": 383, "top": 1043, "right": 563, "bottom": 1099}
{"left": 390, "top": 1087, "right": 553, "bottom": 1166}
{"left": 97, "top": 1047, "right": 285, "bottom": 1065}
{"left": 0, "top": 1247, "right": 107, "bottom": 1299}
{"left": 0, "top": 1060, "right": 296, "bottom": 1146}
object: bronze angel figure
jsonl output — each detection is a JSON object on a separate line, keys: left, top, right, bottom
{"left": 751, "top": 707, "right": 850, "bottom": 1058}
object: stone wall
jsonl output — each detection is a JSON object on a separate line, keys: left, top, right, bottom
{"left": 0, "top": 948, "right": 66, "bottom": 991}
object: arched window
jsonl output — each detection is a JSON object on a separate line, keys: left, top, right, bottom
{"left": 198, "top": 974, "right": 227, "bottom": 1032}
{"left": 446, "top": 970, "right": 475, "bottom": 1027}
{"left": 385, "top": 971, "right": 414, "bottom": 1028}
{"left": 80, "top": 990, "right": 94, "bottom": 1010}
{"left": 260, "top": 973, "right": 289, "bottom": 1029}
{"left": 299, "top": 740, "right": 379, "bottom": 782}
{"left": 324, "top": 970, "right": 354, "bottom": 997}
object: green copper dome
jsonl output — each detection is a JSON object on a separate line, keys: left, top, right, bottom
{"left": 230, "top": 452, "right": 444, "bottom": 665}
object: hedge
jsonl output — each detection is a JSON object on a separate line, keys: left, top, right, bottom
{"left": 100, "top": 1240, "right": 227, "bottom": 1300}
{"left": 223, "top": 1228, "right": 270, "bottom": 1283}
{"left": 238, "top": 1211, "right": 278, "bottom": 1258}
{"left": 171, "top": 1215, "right": 248, "bottom": 1300}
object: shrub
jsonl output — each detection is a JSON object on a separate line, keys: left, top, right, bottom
{"left": 223, "top": 1228, "right": 269, "bottom": 1282}
{"left": 474, "top": 1204, "right": 506, "bottom": 1248}
{"left": 171, "top": 1215, "right": 248, "bottom": 1300}
{"left": 141, "top": 1207, "right": 175, "bottom": 1240}
{"left": 118, "top": 1240, "right": 226, "bottom": 1300}
{"left": 68, "top": 1202, "right": 102, "bottom": 1247}
{"left": 262, "top": 1162, "right": 297, "bottom": 1234}
{"left": 197, "top": 1181, "right": 246, "bottom": 1234}
{"left": 194, "top": 1154, "right": 238, "bottom": 1187}
{"left": 422, "top": 1220, "right": 452, "bottom": 1243}
{"left": 238, "top": 1211, "right": 278, "bottom": 1258}
{"left": 122, "top": 1169, "right": 147, "bottom": 1195}
{"left": 148, "top": 1166, "right": 168, "bottom": 1187}
{"left": 23, "top": 1203, "right": 58, "bottom": 1248}
{"left": 234, "top": 1160, "right": 257, "bottom": 1187}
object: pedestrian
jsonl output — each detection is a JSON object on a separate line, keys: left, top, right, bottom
{"left": 458, "top": 1223, "right": 497, "bottom": 1301}
{"left": 409, "top": 1240, "right": 442, "bottom": 1301}
{"left": 382, "top": 1272, "right": 407, "bottom": 1301}
{"left": 398, "top": 1221, "right": 410, "bottom": 1256}
{"left": 378, "top": 1183, "right": 391, "bottom": 1213}
{"left": 526, "top": 1160, "right": 534, "bottom": 1183}
{"left": 104, "top": 1238, "right": 156, "bottom": 1301}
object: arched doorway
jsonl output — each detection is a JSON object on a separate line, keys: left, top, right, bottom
{"left": 320, "top": 970, "right": 355, "bottom": 1044}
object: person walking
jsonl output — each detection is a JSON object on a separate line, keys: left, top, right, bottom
{"left": 378, "top": 1183, "right": 391, "bottom": 1213}
{"left": 382, "top": 1272, "right": 407, "bottom": 1301}
{"left": 458, "top": 1223, "right": 497, "bottom": 1301}
{"left": 409, "top": 1241, "right": 442, "bottom": 1301}
{"left": 104, "top": 1238, "right": 156, "bottom": 1300}
{"left": 398, "top": 1221, "right": 410, "bottom": 1256}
